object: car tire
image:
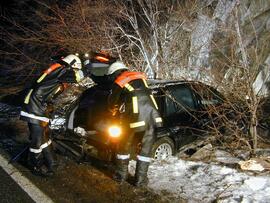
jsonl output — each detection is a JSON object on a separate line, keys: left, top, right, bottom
{"left": 151, "top": 137, "right": 175, "bottom": 161}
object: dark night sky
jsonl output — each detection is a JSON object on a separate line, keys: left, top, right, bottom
{"left": 0, "top": 0, "right": 16, "bottom": 15}
{"left": 0, "top": 0, "right": 72, "bottom": 17}
{"left": 0, "top": 0, "right": 33, "bottom": 18}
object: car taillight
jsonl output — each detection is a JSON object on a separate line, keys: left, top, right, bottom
{"left": 108, "top": 125, "right": 121, "bottom": 138}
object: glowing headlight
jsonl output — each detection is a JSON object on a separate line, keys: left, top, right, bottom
{"left": 108, "top": 125, "right": 121, "bottom": 138}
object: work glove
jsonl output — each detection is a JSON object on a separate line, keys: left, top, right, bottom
{"left": 109, "top": 103, "right": 125, "bottom": 116}
{"left": 110, "top": 105, "right": 119, "bottom": 116}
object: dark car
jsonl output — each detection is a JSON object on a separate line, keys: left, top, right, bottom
{"left": 55, "top": 80, "right": 224, "bottom": 161}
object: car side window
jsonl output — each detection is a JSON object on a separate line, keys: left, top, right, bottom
{"left": 165, "top": 85, "right": 195, "bottom": 116}
{"left": 195, "top": 85, "right": 224, "bottom": 107}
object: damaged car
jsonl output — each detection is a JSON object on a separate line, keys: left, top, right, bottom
{"left": 53, "top": 80, "right": 225, "bottom": 161}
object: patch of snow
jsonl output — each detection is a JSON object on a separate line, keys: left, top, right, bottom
{"left": 244, "top": 177, "right": 267, "bottom": 191}
{"left": 49, "top": 117, "right": 65, "bottom": 129}
{"left": 138, "top": 156, "right": 270, "bottom": 203}
{"left": 74, "top": 127, "right": 87, "bottom": 137}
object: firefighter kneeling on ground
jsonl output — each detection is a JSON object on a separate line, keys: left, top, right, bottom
{"left": 20, "top": 54, "right": 89, "bottom": 177}
{"left": 86, "top": 53, "right": 163, "bottom": 186}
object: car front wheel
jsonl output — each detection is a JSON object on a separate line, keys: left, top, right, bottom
{"left": 151, "top": 137, "right": 175, "bottom": 161}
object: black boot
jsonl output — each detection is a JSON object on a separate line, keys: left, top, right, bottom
{"left": 113, "top": 159, "right": 129, "bottom": 183}
{"left": 134, "top": 160, "right": 150, "bottom": 187}
{"left": 42, "top": 146, "right": 58, "bottom": 176}
{"left": 27, "top": 152, "right": 46, "bottom": 177}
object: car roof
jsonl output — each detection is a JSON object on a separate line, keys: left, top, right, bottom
{"left": 147, "top": 79, "right": 205, "bottom": 89}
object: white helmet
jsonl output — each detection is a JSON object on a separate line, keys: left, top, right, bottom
{"left": 62, "top": 54, "right": 82, "bottom": 69}
{"left": 107, "top": 61, "right": 128, "bottom": 75}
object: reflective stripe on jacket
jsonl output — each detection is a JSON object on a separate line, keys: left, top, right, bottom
{"left": 109, "top": 71, "right": 162, "bottom": 131}
{"left": 21, "top": 63, "right": 84, "bottom": 124}
{"left": 115, "top": 71, "right": 147, "bottom": 88}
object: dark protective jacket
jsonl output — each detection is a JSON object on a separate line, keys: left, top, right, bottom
{"left": 108, "top": 71, "right": 162, "bottom": 132}
{"left": 20, "top": 63, "right": 85, "bottom": 124}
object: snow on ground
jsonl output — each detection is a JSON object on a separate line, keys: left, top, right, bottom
{"left": 128, "top": 157, "right": 270, "bottom": 203}
{"left": 50, "top": 112, "right": 270, "bottom": 203}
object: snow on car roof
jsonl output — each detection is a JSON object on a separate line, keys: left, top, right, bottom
{"left": 147, "top": 79, "right": 203, "bottom": 89}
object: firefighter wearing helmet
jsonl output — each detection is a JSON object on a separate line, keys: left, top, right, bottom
{"left": 88, "top": 53, "right": 162, "bottom": 186}
{"left": 20, "top": 54, "right": 89, "bottom": 177}
{"left": 84, "top": 52, "right": 116, "bottom": 86}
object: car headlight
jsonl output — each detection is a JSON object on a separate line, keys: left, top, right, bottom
{"left": 108, "top": 125, "right": 121, "bottom": 138}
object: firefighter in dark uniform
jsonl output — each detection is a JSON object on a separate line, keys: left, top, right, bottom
{"left": 106, "top": 61, "right": 163, "bottom": 186}
{"left": 20, "top": 54, "right": 87, "bottom": 176}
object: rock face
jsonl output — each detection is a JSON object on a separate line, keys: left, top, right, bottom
{"left": 188, "top": 14, "right": 216, "bottom": 80}
{"left": 253, "top": 55, "right": 270, "bottom": 96}
{"left": 178, "top": 0, "right": 270, "bottom": 95}
{"left": 188, "top": 0, "right": 237, "bottom": 80}
{"left": 239, "top": 0, "right": 270, "bottom": 96}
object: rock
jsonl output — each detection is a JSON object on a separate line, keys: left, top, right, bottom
{"left": 233, "top": 150, "right": 251, "bottom": 160}
{"left": 255, "top": 148, "right": 270, "bottom": 157}
{"left": 190, "top": 144, "right": 213, "bottom": 161}
{"left": 214, "top": 150, "right": 241, "bottom": 164}
{"left": 239, "top": 158, "right": 270, "bottom": 172}
{"left": 176, "top": 139, "right": 209, "bottom": 159}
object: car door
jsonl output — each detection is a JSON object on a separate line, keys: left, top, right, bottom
{"left": 192, "top": 84, "right": 225, "bottom": 132}
{"left": 163, "top": 84, "right": 197, "bottom": 125}
{"left": 162, "top": 84, "right": 200, "bottom": 147}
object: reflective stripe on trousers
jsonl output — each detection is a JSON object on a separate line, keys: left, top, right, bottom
{"left": 20, "top": 111, "right": 50, "bottom": 123}
{"left": 137, "top": 155, "right": 152, "bottom": 162}
{"left": 116, "top": 154, "right": 130, "bottom": 160}
{"left": 155, "top": 117, "right": 162, "bottom": 123}
{"left": 29, "top": 139, "right": 52, "bottom": 154}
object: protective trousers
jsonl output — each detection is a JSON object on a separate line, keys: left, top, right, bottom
{"left": 114, "top": 125, "right": 155, "bottom": 186}
{"left": 28, "top": 123, "right": 56, "bottom": 176}
{"left": 134, "top": 124, "right": 155, "bottom": 186}
{"left": 113, "top": 128, "right": 133, "bottom": 182}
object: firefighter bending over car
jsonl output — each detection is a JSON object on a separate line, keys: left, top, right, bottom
{"left": 86, "top": 53, "right": 163, "bottom": 186}
{"left": 20, "top": 54, "right": 89, "bottom": 176}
